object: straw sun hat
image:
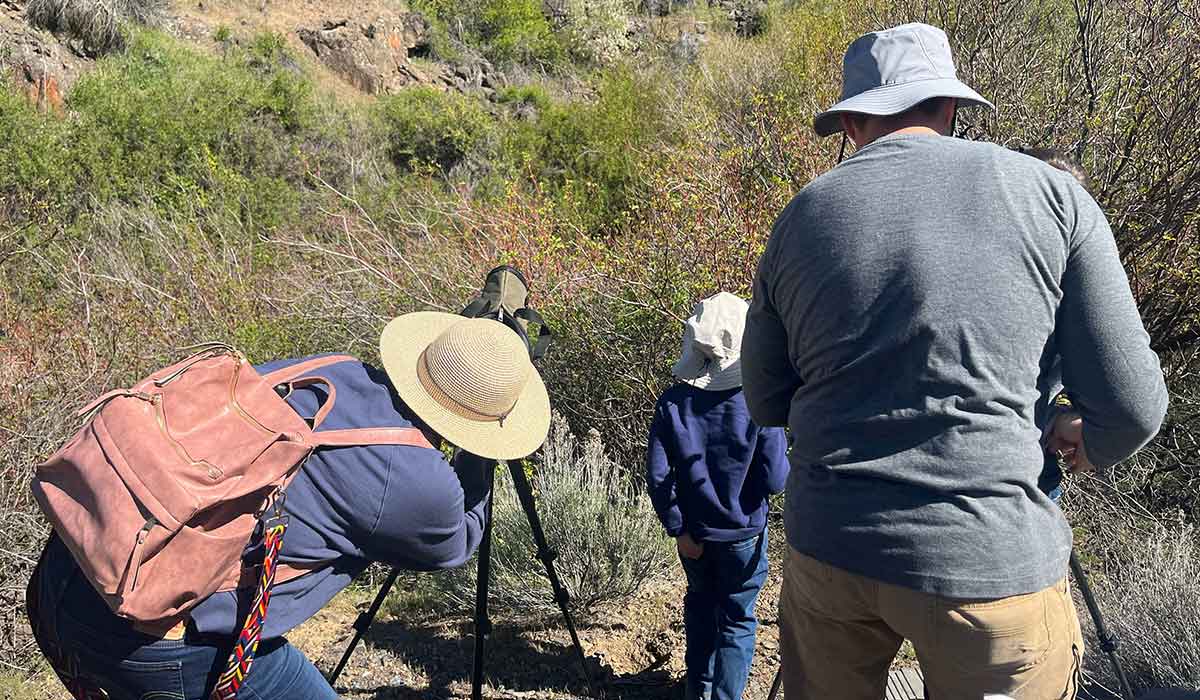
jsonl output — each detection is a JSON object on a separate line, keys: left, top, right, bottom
{"left": 381, "top": 312, "right": 550, "bottom": 461}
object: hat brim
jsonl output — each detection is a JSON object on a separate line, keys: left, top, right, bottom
{"left": 673, "top": 355, "right": 743, "bottom": 392}
{"left": 380, "top": 312, "right": 551, "bottom": 461}
{"left": 813, "top": 78, "right": 995, "bottom": 137}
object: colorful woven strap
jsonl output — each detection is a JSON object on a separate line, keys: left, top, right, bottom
{"left": 210, "top": 517, "right": 288, "bottom": 700}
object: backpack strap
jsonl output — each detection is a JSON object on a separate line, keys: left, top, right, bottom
{"left": 286, "top": 377, "right": 337, "bottom": 430}
{"left": 261, "top": 354, "right": 355, "bottom": 385}
{"left": 211, "top": 513, "right": 287, "bottom": 700}
{"left": 309, "top": 427, "right": 433, "bottom": 449}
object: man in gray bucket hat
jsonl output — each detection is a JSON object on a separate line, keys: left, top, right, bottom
{"left": 743, "top": 22, "right": 1167, "bottom": 700}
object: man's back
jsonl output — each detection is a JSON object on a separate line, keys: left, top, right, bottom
{"left": 745, "top": 133, "right": 1167, "bottom": 598}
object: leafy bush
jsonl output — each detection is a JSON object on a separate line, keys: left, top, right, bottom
{"left": 375, "top": 86, "right": 498, "bottom": 175}
{"left": 551, "top": 0, "right": 635, "bottom": 65}
{"left": 40, "top": 31, "right": 314, "bottom": 230}
{"left": 479, "top": 0, "right": 565, "bottom": 65}
{"left": 412, "top": 0, "right": 564, "bottom": 67}
{"left": 408, "top": 415, "right": 675, "bottom": 615}
{"left": 26, "top": 0, "right": 166, "bottom": 55}
{"left": 522, "top": 67, "right": 667, "bottom": 232}
{"left": 0, "top": 88, "right": 73, "bottom": 231}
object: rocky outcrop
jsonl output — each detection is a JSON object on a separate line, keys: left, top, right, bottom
{"left": 296, "top": 13, "right": 500, "bottom": 97}
{"left": 1, "top": 0, "right": 88, "bottom": 114}
{"left": 298, "top": 15, "right": 429, "bottom": 94}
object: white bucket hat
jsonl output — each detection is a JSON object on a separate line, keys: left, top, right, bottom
{"left": 672, "top": 292, "right": 748, "bottom": 392}
{"left": 813, "top": 22, "right": 995, "bottom": 137}
{"left": 380, "top": 312, "right": 551, "bottom": 460}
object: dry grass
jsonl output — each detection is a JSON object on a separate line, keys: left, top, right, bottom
{"left": 25, "top": 0, "right": 167, "bottom": 55}
{"left": 1066, "top": 497, "right": 1200, "bottom": 694}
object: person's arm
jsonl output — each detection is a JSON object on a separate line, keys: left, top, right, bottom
{"left": 755, "top": 426, "right": 790, "bottom": 495}
{"left": 743, "top": 211, "right": 803, "bottom": 427}
{"left": 362, "top": 447, "right": 492, "bottom": 570}
{"left": 1054, "top": 182, "right": 1169, "bottom": 469}
{"left": 645, "top": 404, "right": 684, "bottom": 537}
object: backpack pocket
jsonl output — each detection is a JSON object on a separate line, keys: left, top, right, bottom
{"left": 32, "top": 409, "right": 180, "bottom": 604}
{"left": 115, "top": 509, "right": 261, "bottom": 622}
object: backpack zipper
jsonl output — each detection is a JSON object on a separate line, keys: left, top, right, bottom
{"left": 128, "top": 516, "right": 158, "bottom": 592}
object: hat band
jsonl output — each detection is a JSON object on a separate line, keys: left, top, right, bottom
{"left": 416, "top": 349, "right": 517, "bottom": 426}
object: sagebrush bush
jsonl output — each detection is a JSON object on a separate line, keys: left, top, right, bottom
{"left": 1063, "top": 500, "right": 1200, "bottom": 694}
{"left": 551, "top": 0, "right": 636, "bottom": 65}
{"left": 409, "top": 415, "right": 675, "bottom": 615}
{"left": 26, "top": 0, "right": 166, "bottom": 55}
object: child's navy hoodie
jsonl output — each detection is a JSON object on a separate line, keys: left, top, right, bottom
{"left": 646, "top": 384, "right": 789, "bottom": 542}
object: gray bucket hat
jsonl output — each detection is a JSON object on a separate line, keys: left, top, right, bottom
{"left": 814, "top": 22, "right": 995, "bottom": 137}
{"left": 672, "top": 292, "right": 748, "bottom": 392}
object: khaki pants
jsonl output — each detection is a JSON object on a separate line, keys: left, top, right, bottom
{"left": 779, "top": 548, "right": 1084, "bottom": 700}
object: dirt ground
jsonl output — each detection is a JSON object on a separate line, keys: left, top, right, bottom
{"left": 11, "top": 525, "right": 919, "bottom": 699}
{"left": 296, "top": 530, "right": 792, "bottom": 700}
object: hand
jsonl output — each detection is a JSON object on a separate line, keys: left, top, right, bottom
{"left": 1045, "top": 412, "right": 1096, "bottom": 474}
{"left": 676, "top": 533, "right": 704, "bottom": 560}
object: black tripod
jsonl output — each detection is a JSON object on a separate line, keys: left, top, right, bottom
{"left": 328, "top": 456, "right": 600, "bottom": 699}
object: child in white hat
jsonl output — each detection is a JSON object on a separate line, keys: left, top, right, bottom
{"left": 646, "top": 292, "right": 789, "bottom": 700}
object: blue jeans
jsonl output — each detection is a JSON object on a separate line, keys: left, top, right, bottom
{"left": 679, "top": 530, "right": 768, "bottom": 700}
{"left": 27, "top": 535, "right": 338, "bottom": 700}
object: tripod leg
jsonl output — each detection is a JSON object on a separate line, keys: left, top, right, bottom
{"left": 766, "top": 667, "right": 783, "bottom": 700}
{"left": 507, "top": 462, "right": 602, "bottom": 699}
{"left": 1069, "top": 550, "right": 1135, "bottom": 700}
{"left": 329, "top": 568, "right": 400, "bottom": 686}
{"left": 472, "top": 463, "right": 498, "bottom": 700}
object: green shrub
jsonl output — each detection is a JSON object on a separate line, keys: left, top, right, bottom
{"left": 522, "top": 68, "right": 666, "bottom": 232}
{"left": 479, "top": 0, "right": 565, "bottom": 65}
{"left": 412, "top": 0, "right": 564, "bottom": 67}
{"left": 0, "top": 88, "right": 73, "bottom": 228}
{"left": 497, "top": 84, "right": 553, "bottom": 113}
{"left": 376, "top": 86, "right": 498, "bottom": 175}
{"left": 63, "top": 31, "right": 312, "bottom": 229}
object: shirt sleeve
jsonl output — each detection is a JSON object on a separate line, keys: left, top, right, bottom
{"left": 1055, "top": 181, "right": 1169, "bottom": 469}
{"left": 755, "top": 426, "right": 790, "bottom": 495}
{"left": 362, "top": 447, "right": 492, "bottom": 571}
{"left": 645, "top": 403, "right": 684, "bottom": 537}
{"left": 744, "top": 208, "right": 804, "bottom": 427}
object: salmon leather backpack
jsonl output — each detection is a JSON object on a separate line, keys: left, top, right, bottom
{"left": 31, "top": 343, "right": 432, "bottom": 699}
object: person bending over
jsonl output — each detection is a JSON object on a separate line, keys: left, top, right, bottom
{"left": 27, "top": 312, "right": 551, "bottom": 699}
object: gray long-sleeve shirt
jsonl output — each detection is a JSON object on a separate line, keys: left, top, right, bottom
{"left": 744, "top": 133, "right": 1168, "bottom": 598}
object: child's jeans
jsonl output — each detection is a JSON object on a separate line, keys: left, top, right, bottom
{"left": 679, "top": 528, "right": 769, "bottom": 700}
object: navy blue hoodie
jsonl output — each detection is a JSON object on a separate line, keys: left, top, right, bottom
{"left": 189, "top": 355, "right": 490, "bottom": 639}
{"left": 646, "top": 384, "right": 789, "bottom": 542}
